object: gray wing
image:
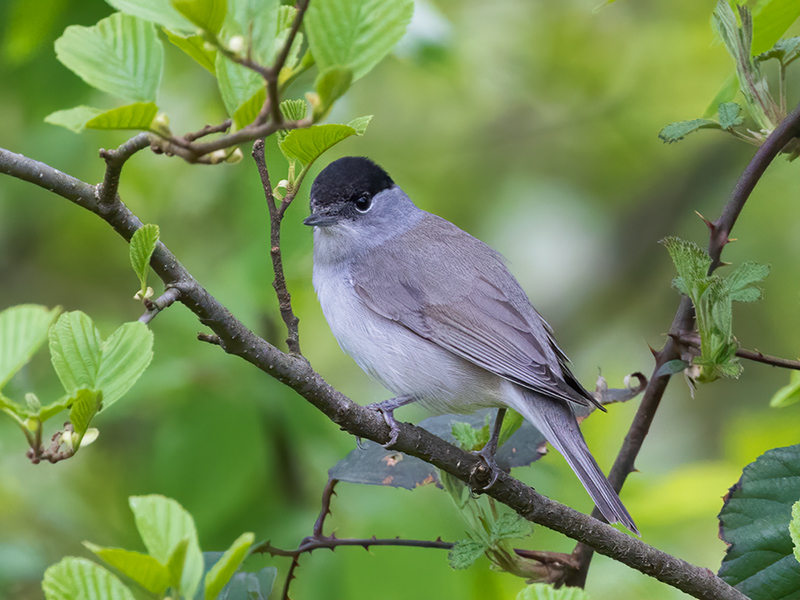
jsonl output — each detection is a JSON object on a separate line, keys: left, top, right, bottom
{"left": 352, "top": 213, "right": 599, "bottom": 408}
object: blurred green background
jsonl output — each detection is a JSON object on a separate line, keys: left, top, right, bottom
{"left": 1, "top": 0, "right": 799, "bottom": 598}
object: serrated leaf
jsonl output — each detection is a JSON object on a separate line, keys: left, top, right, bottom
{"left": 231, "top": 87, "right": 265, "bottom": 130}
{"left": 105, "top": 0, "right": 194, "bottom": 32}
{"left": 69, "top": 389, "right": 102, "bottom": 439}
{"left": 516, "top": 583, "right": 590, "bottom": 600}
{"left": 165, "top": 30, "right": 217, "bottom": 73}
{"left": 49, "top": 311, "right": 102, "bottom": 395}
{"left": 770, "top": 371, "right": 800, "bottom": 408}
{"left": 305, "top": 0, "right": 414, "bottom": 81}
{"left": 313, "top": 66, "right": 352, "bottom": 121}
{"left": 130, "top": 224, "right": 160, "bottom": 294}
{"left": 658, "top": 119, "right": 720, "bottom": 143}
{"left": 718, "top": 445, "right": 800, "bottom": 598}
{"left": 280, "top": 99, "right": 307, "bottom": 122}
{"left": 85, "top": 102, "right": 159, "bottom": 131}
{"left": 44, "top": 106, "right": 103, "bottom": 133}
{"left": 718, "top": 102, "right": 744, "bottom": 130}
{"left": 204, "top": 532, "right": 255, "bottom": 600}
{"left": 347, "top": 115, "right": 372, "bottom": 136}
{"left": 55, "top": 13, "right": 164, "bottom": 102}
{"left": 791, "top": 500, "right": 800, "bottom": 564}
{"left": 218, "top": 566, "right": 277, "bottom": 600}
{"left": 279, "top": 124, "right": 364, "bottom": 167}
{"left": 129, "top": 495, "right": 203, "bottom": 599}
{"left": 96, "top": 321, "right": 154, "bottom": 408}
{"left": 660, "top": 237, "right": 711, "bottom": 291}
{"left": 83, "top": 543, "right": 171, "bottom": 595}
{"left": 0, "top": 305, "right": 60, "bottom": 390}
{"left": 448, "top": 539, "right": 486, "bottom": 570}
{"left": 725, "top": 261, "right": 770, "bottom": 302}
{"left": 172, "top": 0, "right": 227, "bottom": 36}
{"left": 451, "top": 420, "right": 485, "bottom": 451}
{"left": 42, "top": 557, "right": 135, "bottom": 600}
{"left": 491, "top": 513, "right": 532, "bottom": 541}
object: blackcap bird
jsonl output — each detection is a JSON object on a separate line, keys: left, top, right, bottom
{"left": 304, "top": 156, "right": 636, "bottom": 533}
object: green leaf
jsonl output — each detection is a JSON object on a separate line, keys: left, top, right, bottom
{"left": 49, "top": 311, "right": 102, "bottom": 395}
{"left": 280, "top": 99, "right": 307, "bottom": 122}
{"left": 791, "top": 500, "right": 800, "bottom": 564}
{"left": 758, "top": 36, "right": 800, "bottom": 65}
{"left": 451, "top": 420, "right": 488, "bottom": 451}
{"left": 347, "top": 115, "right": 373, "bottom": 135}
{"left": 172, "top": 0, "right": 227, "bottom": 36}
{"left": 491, "top": 512, "right": 532, "bottom": 541}
{"left": 165, "top": 30, "right": 217, "bottom": 73}
{"left": 231, "top": 87, "right": 265, "bottom": 130}
{"left": 69, "top": 389, "right": 102, "bottom": 439}
{"left": 42, "top": 557, "right": 135, "bottom": 600}
{"left": 751, "top": 0, "right": 800, "bottom": 55}
{"left": 658, "top": 119, "right": 720, "bottom": 143}
{"left": 516, "top": 583, "right": 590, "bottom": 600}
{"left": 0, "top": 305, "right": 60, "bottom": 390}
{"left": 718, "top": 102, "right": 744, "bottom": 130}
{"left": 129, "top": 495, "right": 203, "bottom": 599}
{"left": 313, "top": 66, "right": 353, "bottom": 121}
{"left": 660, "top": 236, "right": 711, "bottom": 292}
{"left": 85, "top": 102, "right": 159, "bottom": 131}
{"left": 166, "top": 538, "right": 190, "bottom": 591}
{"left": 724, "top": 261, "right": 770, "bottom": 302}
{"left": 54, "top": 13, "right": 164, "bottom": 102}
{"left": 770, "top": 371, "right": 800, "bottom": 408}
{"left": 448, "top": 539, "right": 487, "bottom": 570}
{"left": 305, "top": 0, "right": 414, "bottom": 81}
{"left": 215, "top": 53, "right": 262, "bottom": 117}
{"left": 497, "top": 409, "right": 524, "bottom": 448}
{"left": 95, "top": 321, "right": 154, "bottom": 408}
{"left": 279, "top": 123, "right": 368, "bottom": 167}
{"left": 218, "top": 566, "right": 276, "bottom": 600}
{"left": 204, "top": 532, "right": 255, "bottom": 600}
{"left": 129, "top": 224, "right": 160, "bottom": 294}
{"left": 718, "top": 444, "right": 800, "bottom": 598}
{"left": 44, "top": 106, "right": 103, "bottom": 133}
{"left": 655, "top": 359, "right": 690, "bottom": 378}
{"left": 83, "top": 543, "right": 171, "bottom": 595}
{"left": 704, "top": 74, "right": 740, "bottom": 118}
{"left": 105, "top": 0, "right": 194, "bottom": 31}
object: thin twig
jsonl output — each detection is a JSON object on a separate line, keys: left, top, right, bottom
{"left": 564, "top": 100, "right": 800, "bottom": 587}
{"left": 312, "top": 478, "right": 337, "bottom": 537}
{"left": 252, "top": 140, "right": 301, "bottom": 353}
{"left": 264, "top": 0, "right": 310, "bottom": 125}
{"left": 183, "top": 120, "right": 232, "bottom": 143}
{"left": 672, "top": 331, "right": 800, "bottom": 370}
{"left": 0, "top": 144, "right": 751, "bottom": 600}
{"left": 97, "top": 133, "right": 152, "bottom": 204}
{"left": 139, "top": 286, "right": 182, "bottom": 324}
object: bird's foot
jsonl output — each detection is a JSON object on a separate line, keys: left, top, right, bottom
{"left": 470, "top": 443, "right": 504, "bottom": 491}
{"left": 364, "top": 395, "right": 417, "bottom": 450}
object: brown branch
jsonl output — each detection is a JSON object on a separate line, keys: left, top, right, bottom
{"left": 97, "top": 133, "right": 152, "bottom": 204}
{"left": 264, "top": 0, "right": 310, "bottom": 126}
{"left": 0, "top": 144, "right": 749, "bottom": 600}
{"left": 139, "top": 286, "right": 182, "bottom": 325}
{"left": 183, "top": 119, "right": 232, "bottom": 143}
{"left": 672, "top": 331, "right": 800, "bottom": 371}
{"left": 252, "top": 140, "right": 301, "bottom": 354}
{"left": 564, "top": 100, "right": 800, "bottom": 587}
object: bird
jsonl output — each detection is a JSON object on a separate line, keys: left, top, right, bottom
{"left": 304, "top": 156, "right": 636, "bottom": 533}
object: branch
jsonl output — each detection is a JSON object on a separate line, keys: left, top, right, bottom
{"left": 139, "top": 286, "right": 182, "bottom": 324}
{"left": 264, "top": 0, "right": 310, "bottom": 125}
{"left": 0, "top": 145, "right": 748, "bottom": 600}
{"left": 564, "top": 100, "right": 800, "bottom": 587}
{"left": 97, "top": 133, "right": 152, "bottom": 204}
{"left": 673, "top": 331, "right": 800, "bottom": 371}
{"left": 252, "top": 140, "right": 301, "bottom": 353}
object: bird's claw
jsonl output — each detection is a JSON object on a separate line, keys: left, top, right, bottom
{"left": 470, "top": 445, "right": 503, "bottom": 491}
{"left": 366, "top": 402, "right": 402, "bottom": 449}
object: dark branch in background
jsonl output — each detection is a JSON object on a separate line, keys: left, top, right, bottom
{"left": 673, "top": 331, "right": 800, "bottom": 371}
{"left": 564, "top": 100, "right": 800, "bottom": 587}
{"left": 0, "top": 145, "right": 749, "bottom": 600}
{"left": 97, "top": 133, "right": 152, "bottom": 204}
{"left": 252, "top": 140, "right": 302, "bottom": 354}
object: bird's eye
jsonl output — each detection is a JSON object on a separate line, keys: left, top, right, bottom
{"left": 354, "top": 193, "right": 372, "bottom": 213}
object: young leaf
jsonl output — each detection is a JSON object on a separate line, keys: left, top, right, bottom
{"left": 451, "top": 421, "right": 485, "bottom": 451}
{"left": 279, "top": 122, "right": 368, "bottom": 167}
{"left": 105, "top": 0, "right": 194, "bottom": 32}
{"left": 166, "top": 538, "right": 190, "bottom": 591}
{"left": 654, "top": 359, "right": 690, "bottom": 378}
{"left": 49, "top": 311, "right": 102, "bottom": 395}
{"left": 129, "top": 495, "right": 204, "bottom": 599}
{"left": 83, "top": 543, "right": 171, "bottom": 595}
{"left": 724, "top": 261, "right": 770, "bottom": 302}
{"left": 54, "top": 13, "right": 164, "bottom": 102}
{"left": 203, "top": 532, "right": 255, "bottom": 600}
{"left": 0, "top": 305, "right": 60, "bottom": 390}
{"left": 448, "top": 539, "right": 487, "bottom": 570}
{"left": 491, "top": 512, "right": 532, "bottom": 541}
{"left": 85, "top": 102, "right": 159, "bottom": 131}
{"left": 215, "top": 53, "right": 262, "bottom": 117}
{"left": 660, "top": 236, "right": 711, "bottom": 295}
{"left": 231, "top": 87, "right": 266, "bottom": 130}
{"left": 791, "top": 500, "right": 800, "bottom": 564}
{"left": 280, "top": 99, "right": 308, "bottom": 122}
{"left": 44, "top": 106, "right": 103, "bottom": 133}
{"left": 165, "top": 30, "right": 217, "bottom": 73}
{"left": 313, "top": 66, "right": 353, "bottom": 121}
{"left": 516, "top": 583, "right": 590, "bottom": 600}
{"left": 172, "top": 0, "right": 227, "bottom": 36}
{"left": 718, "top": 102, "right": 744, "bottom": 130}
{"left": 758, "top": 36, "right": 800, "bottom": 65}
{"left": 95, "top": 321, "right": 154, "bottom": 408}
{"left": 657, "top": 119, "right": 720, "bottom": 143}
{"left": 218, "top": 566, "right": 277, "bottom": 600}
{"left": 68, "top": 389, "right": 102, "bottom": 440}
{"left": 305, "top": 0, "right": 414, "bottom": 81}
{"left": 42, "top": 557, "right": 135, "bottom": 600}
{"left": 769, "top": 371, "right": 800, "bottom": 408}
{"left": 718, "top": 445, "right": 800, "bottom": 598}
{"left": 129, "top": 224, "right": 160, "bottom": 295}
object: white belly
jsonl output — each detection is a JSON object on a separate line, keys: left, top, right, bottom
{"left": 313, "top": 262, "right": 502, "bottom": 414}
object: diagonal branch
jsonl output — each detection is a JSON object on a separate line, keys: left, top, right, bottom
{"left": 564, "top": 99, "right": 800, "bottom": 587}
{"left": 97, "top": 132, "right": 152, "bottom": 204}
{"left": 0, "top": 144, "right": 748, "bottom": 600}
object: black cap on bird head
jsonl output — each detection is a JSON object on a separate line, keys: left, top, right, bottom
{"left": 309, "top": 157, "right": 394, "bottom": 210}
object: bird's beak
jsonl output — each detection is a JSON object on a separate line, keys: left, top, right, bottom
{"left": 303, "top": 212, "right": 338, "bottom": 227}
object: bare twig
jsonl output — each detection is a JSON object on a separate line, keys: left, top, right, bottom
{"left": 0, "top": 144, "right": 749, "bottom": 600}
{"left": 183, "top": 120, "right": 232, "bottom": 143}
{"left": 312, "top": 478, "right": 338, "bottom": 537}
{"left": 97, "top": 133, "right": 152, "bottom": 204}
{"left": 264, "top": 0, "right": 310, "bottom": 125}
{"left": 564, "top": 100, "right": 800, "bottom": 587}
{"left": 671, "top": 331, "right": 800, "bottom": 371}
{"left": 139, "top": 286, "right": 182, "bottom": 324}
{"left": 252, "top": 140, "right": 302, "bottom": 353}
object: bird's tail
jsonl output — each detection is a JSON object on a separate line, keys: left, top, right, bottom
{"left": 505, "top": 388, "right": 638, "bottom": 534}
